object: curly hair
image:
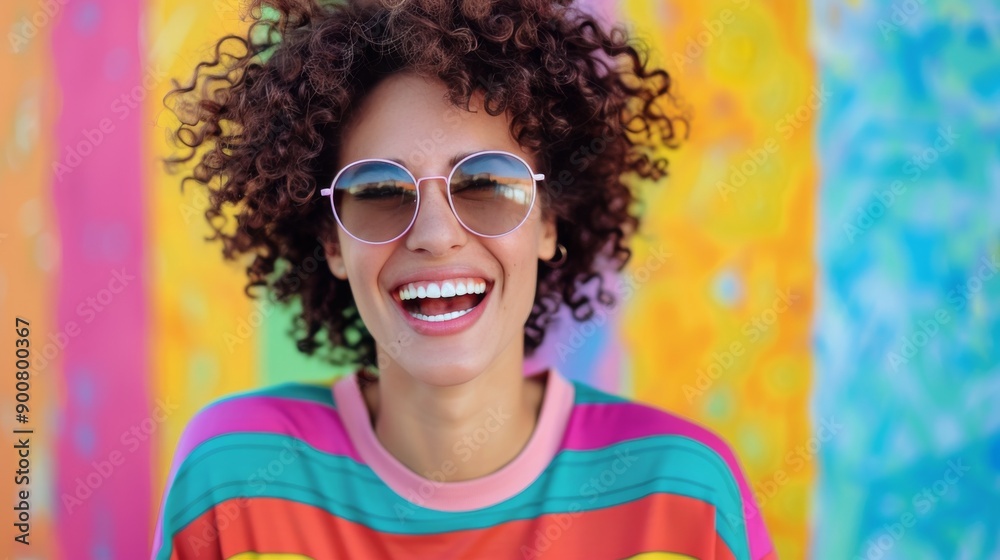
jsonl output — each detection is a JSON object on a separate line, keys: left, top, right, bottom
{"left": 164, "top": 0, "right": 684, "bottom": 370}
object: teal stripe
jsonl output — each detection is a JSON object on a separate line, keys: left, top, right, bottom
{"left": 215, "top": 382, "right": 337, "bottom": 408}
{"left": 161, "top": 433, "right": 750, "bottom": 559}
{"left": 571, "top": 380, "right": 629, "bottom": 404}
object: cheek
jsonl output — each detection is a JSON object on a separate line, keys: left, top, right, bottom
{"left": 340, "top": 244, "right": 391, "bottom": 291}
{"left": 501, "top": 244, "right": 541, "bottom": 299}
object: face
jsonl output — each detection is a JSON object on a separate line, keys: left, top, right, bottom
{"left": 325, "top": 72, "right": 558, "bottom": 387}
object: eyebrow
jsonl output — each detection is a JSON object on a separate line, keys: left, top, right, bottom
{"left": 387, "top": 151, "right": 479, "bottom": 169}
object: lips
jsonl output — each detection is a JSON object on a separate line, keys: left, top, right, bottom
{"left": 392, "top": 277, "right": 491, "bottom": 323}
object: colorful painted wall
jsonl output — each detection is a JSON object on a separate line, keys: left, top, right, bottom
{"left": 1, "top": 0, "right": 997, "bottom": 558}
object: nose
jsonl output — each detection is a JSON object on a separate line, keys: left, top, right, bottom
{"left": 403, "top": 177, "right": 469, "bottom": 256}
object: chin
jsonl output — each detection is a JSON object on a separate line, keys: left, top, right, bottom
{"left": 396, "top": 355, "right": 490, "bottom": 387}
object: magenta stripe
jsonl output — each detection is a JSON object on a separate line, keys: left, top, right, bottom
{"left": 52, "top": 1, "right": 148, "bottom": 558}
{"left": 170, "top": 396, "right": 359, "bottom": 463}
{"left": 562, "top": 402, "right": 775, "bottom": 559}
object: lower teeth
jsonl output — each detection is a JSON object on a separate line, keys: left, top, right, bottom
{"left": 410, "top": 307, "right": 474, "bottom": 323}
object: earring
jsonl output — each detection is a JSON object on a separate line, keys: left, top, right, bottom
{"left": 544, "top": 243, "right": 567, "bottom": 268}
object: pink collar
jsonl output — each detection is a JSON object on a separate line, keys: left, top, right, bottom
{"left": 332, "top": 367, "right": 575, "bottom": 511}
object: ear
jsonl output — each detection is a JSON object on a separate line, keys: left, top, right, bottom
{"left": 322, "top": 237, "right": 348, "bottom": 280}
{"left": 538, "top": 212, "right": 558, "bottom": 261}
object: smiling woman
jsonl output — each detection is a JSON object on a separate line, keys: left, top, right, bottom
{"left": 151, "top": 0, "right": 776, "bottom": 559}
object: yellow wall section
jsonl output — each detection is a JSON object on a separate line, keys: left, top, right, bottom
{"left": 146, "top": 0, "right": 263, "bottom": 531}
{"left": 617, "top": 1, "right": 815, "bottom": 557}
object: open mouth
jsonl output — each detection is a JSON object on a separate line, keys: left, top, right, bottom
{"left": 394, "top": 277, "right": 490, "bottom": 323}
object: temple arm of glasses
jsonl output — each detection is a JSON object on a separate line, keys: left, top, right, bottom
{"left": 321, "top": 188, "right": 332, "bottom": 196}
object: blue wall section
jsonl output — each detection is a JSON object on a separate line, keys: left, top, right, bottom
{"left": 813, "top": 1, "right": 1000, "bottom": 558}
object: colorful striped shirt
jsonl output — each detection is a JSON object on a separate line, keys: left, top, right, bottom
{"left": 151, "top": 368, "right": 776, "bottom": 559}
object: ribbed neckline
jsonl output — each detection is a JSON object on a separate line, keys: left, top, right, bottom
{"left": 331, "top": 367, "right": 575, "bottom": 512}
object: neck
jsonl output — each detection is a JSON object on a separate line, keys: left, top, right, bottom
{"left": 361, "top": 353, "right": 547, "bottom": 482}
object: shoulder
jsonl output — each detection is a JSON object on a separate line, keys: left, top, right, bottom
{"left": 565, "top": 380, "right": 777, "bottom": 560}
{"left": 568, "top": 379, "right": 739, "bottom": 461}
{"left": 153, "top": 381, "right": 349, "bottom": 558}
{"left": 190, "top": 381, "right": 339, "bottom": 426}
{"left": 171, "top": 381, "right": 340, "bottom": 461}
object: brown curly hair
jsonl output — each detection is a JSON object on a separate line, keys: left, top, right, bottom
{"left": 164, "top": 0, "right": 684, "bottom": 370}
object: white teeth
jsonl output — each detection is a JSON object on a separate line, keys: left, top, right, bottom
{"left": 441, "top": 281, "right": 456, "bottom": 298}
{"left": 398, "top": 278, "right": 488, "bottom": 301}
{"left": 409, "top": 308, "right": 473, "bottom": 322}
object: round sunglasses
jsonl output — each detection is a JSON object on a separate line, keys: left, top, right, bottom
{"left": 321, "top": 150, "right": 544, "bottom": 244}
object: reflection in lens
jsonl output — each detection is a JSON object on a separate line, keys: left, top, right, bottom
{"left": 334, "top": 161, "right": 416, "bottom": 242}
{"left": 451, "top": 153, "right": 534, "bottom": 236}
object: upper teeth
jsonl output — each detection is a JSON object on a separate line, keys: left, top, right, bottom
{"left": 399, "top": 278, "right": 487, "bottom": 301}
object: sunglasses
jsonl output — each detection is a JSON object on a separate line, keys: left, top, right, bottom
{"left": 321, "top": 150, "right": 544, "bottom": 244}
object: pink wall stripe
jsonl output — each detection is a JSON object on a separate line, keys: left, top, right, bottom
{"left": 52, "top": 1, "right": 149, "bottom": 557}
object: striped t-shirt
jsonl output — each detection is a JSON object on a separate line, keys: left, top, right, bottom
{"left": 152, "top": 368, "right": 776, "bottom": 559}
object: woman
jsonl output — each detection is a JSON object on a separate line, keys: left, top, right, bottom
{"left": 153, "top": 0, "right": 777, "bottom": 558}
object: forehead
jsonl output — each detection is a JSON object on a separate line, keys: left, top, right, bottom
{"left": 338, "top": 72, "right": 528, "bottom": 169}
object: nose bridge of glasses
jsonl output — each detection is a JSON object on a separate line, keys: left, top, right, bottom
{"left": 405, "top": 173, "right": 469, "bottom": 246}
{"left": 412, "top": 175, "right": 455, "bottom": 213}
{"left": 414, "top": 175, "right": 450, "bottom": 190}
{"left": 412, "top": 175, "right": 457, "bottom": 221}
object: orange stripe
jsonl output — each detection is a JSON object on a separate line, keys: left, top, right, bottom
{"left": 171, "top": 493, "right": 738, "bottom": 559}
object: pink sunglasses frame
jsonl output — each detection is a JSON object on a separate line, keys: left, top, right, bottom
{"left": 321, "top": 150, "right": 544, "bottom": 245}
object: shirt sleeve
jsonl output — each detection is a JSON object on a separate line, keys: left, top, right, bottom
{"left": 149, "top": 400, "right": 231, "bottom": 560}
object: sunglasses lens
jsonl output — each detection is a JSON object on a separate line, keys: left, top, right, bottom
{"left": 450, "top": 153, "right": 534, "bottom": 236}
{"left": 332, "top": 161, "right": 416, "bottom": 243}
